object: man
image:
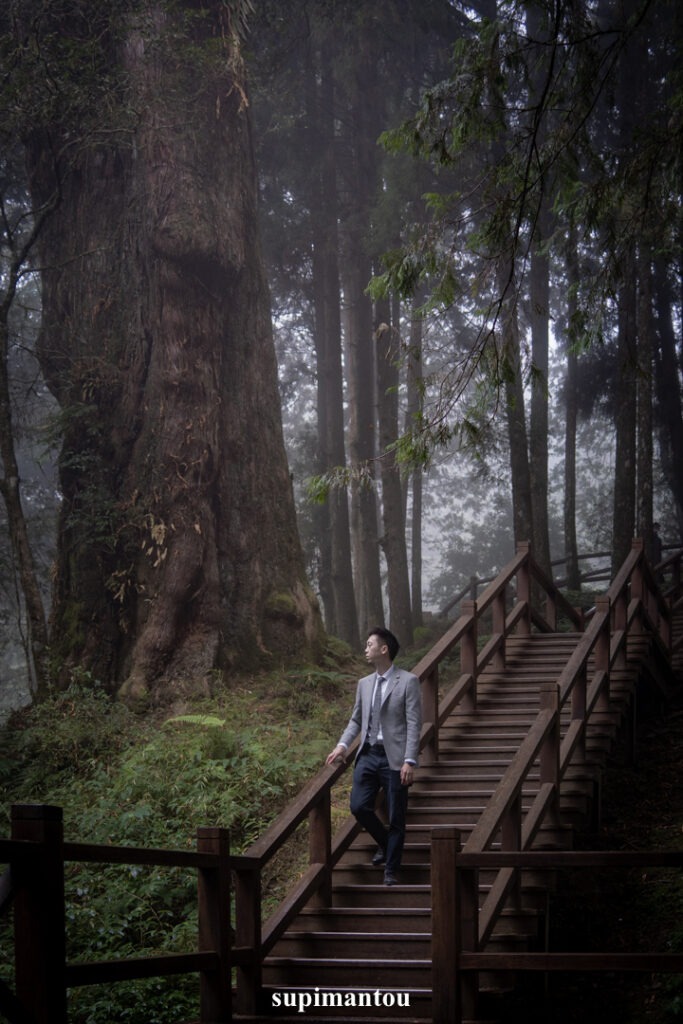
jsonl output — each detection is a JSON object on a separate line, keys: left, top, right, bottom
{"left": 326, "top": 627, "right": 422, "bottom": 885}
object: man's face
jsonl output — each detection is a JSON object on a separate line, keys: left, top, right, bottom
{"left": 365, "top": 634, "right": 387, "bottom": 663}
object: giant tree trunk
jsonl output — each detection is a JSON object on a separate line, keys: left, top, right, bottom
{"left": 25, "top": 2, "right": 322, "bottom": 697}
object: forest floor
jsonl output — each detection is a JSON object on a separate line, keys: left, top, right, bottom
{"left": 500, "top": 687, "right": 683, "bottom": 1024}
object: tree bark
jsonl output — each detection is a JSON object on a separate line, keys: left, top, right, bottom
{"left": 653, "top": 259, "right": 683, "bottom": 541}
{"left": 611, "top": 258, "right": 638, "bottom": 574}
{"left": 406, "top": 295, "right": 424, "bottom": 628}
{"left": 0, "top": 314, "right": 49, "bottom": 696}
{"left": 528, "top": 216, "right": 552, "bottom": 578}
{"left": 562, "top": 233, "right": 581, "bottom": 591}
{"left": 499, "top": 264, "right": 534, "bottom": 549}
{"left": 24, "top": 2, "right": 323, "bottom": 697}
{"left": 307, "top": 34, "right": 358, "bottom": 649}
{"left": 339, "top": 37, "right": 384, "bottom": 636}
{"left": 636, "top": 253, "right": 654, "bottom": 555}
{"left": 375, "top": 309, "right": 412, "bottom": 645}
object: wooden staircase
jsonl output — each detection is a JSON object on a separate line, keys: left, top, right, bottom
{"left": 233, "top": 542, "right": 682, "bottom": 1024}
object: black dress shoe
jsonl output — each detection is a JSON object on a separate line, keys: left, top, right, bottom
{"left": 383, "top": 871, "right": 398, "bottom": 886}
{"left": 372, "top": 847, "right": 386, "bottom": 866}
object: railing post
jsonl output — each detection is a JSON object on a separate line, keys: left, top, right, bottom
{"left": 421, "top": 664, "right": 440, "bottom": 761}
{"left": 571, "top": 661, "right": 587, "bottom": 763}
{"left": 469, "top": 575, "right": 478, "bottom": 601}
{"left": 501, "top": 794, "right": 522, "bottom": 903}
{"left": 431, "top": 827, "right": 477, "bottom": 1024}
{"left": 516, "top": 541, "right": 531, "bottom": 635}
{"left": 197, "top": 826, "right": 232, "bottom": 1023}
{"left": 594, "top": 596, "right": 611, "bottom": 713}
{"left": 539, "top": 683, "right": 560, "bottom": 789}
{"left": 308, "top": 788, "right": 332, "bottom": 906}
{"left": 460, "top": 601, "right": 477, "bottom": 711}
{"left": 630, "top": 539, "right": 646, "bottom": 634}
{"left": 12, "top": 803, "right": 67, "bottom": 1024}
{"left": 492, "top": 586, "right": 507, "bottom": 670}
{"left": 234, "top": 861, "right": 262, "bottom": 1015}
{"left": 611, "top": 584, "right": 628, "bottom": 670}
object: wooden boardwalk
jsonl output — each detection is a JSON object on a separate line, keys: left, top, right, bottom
{"left": 237, "top": 543, "right": 683, "bottom": 1023}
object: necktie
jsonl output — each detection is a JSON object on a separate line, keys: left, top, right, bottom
{"left": 368, "top": 676, "right": 384, "bottom": 745}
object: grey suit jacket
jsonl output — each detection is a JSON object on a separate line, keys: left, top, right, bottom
{"left": 338, "top": 667, "right": 422, "bottom": 770}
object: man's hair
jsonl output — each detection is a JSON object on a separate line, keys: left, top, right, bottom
{"left": 368, "top": 626, "right": 400, "bottom": 662}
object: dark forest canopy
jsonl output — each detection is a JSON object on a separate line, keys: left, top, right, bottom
{"left": 0, "top": 0, "right": 681, "bottom": 703}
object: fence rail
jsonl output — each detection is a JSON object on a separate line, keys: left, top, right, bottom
{"left": 432, "top": 838, "right": 683, "bottom": 1023}
{"left": 1, "top": 805, "right": 234, "bottom": 1024}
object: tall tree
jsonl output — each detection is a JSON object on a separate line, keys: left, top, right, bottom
{"left": 14, "top": 0, "right": 322, "bottom": 697}
{"left": 306, "top": 27, "right": 359, "bottom": 648}
{"left": 561, "top": 227, "right": 581, "bottom": 591}
{"left": 0, "top": 152, "right": 50, "bottom": 696}
{"left": 375, "top": 312, "right": 413, "bottom": 643}
{"left": 370, "top": 0, "right": 683, "bottom": 573}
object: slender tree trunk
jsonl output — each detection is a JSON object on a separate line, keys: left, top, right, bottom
{"left": 636, "top": 252, "right": 654, "bottom": 556}
{"left": 525, "top": 0, "right": 553, "bottom": 578}
{"left": 611, "top": 258, "right": 638, "bottom": 574}
{"left": 25, "top": 2, "right": 323, "bottom": 696}
{"left": 563, "top": 231, "right": 581, "bottom": 591}
{"left": 499, "top": 264, "right": 534, "bottom": 548}
{"left": 375, "top": 306, "right": 412, "bottom": 645}
{"left": 0, "top": 313, "right": 49, "bottom": 697}
{"left": 343, "top": 247, "right": 384, "bottom": 634}
{"left": 611, "top": 0, "right": 639, "bottom": 574}
{"left": 653, "top": 259, "right": 683, "bottom": 540}
{"left": 340, "top": 39, "right": 384, "bottom": 635}
{"left": 307, "top": 34, "right": 358, "bottom": 648}
{"left": 529, "top": 202, "right": 552, "bottom": 577}
{"left": 406, "top": 296, "right": 424, "bottom": 628}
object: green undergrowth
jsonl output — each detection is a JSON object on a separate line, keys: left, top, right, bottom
{"left": 0, "top": 643, "right": 363, "bottom": 1024}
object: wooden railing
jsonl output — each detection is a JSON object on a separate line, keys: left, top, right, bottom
{"left": 432, "top": 840, "right": 683, "bottom": 1024}
{"left": 231, "top": 540, "right": 587, "bottom": 1014}
{"left": 1, "top": 539, "right": 680, "bottom": 1023}
{"left": 431, "top": 538, "right": 683, "bottom": 1022}
{"left": 0, "top": 804, "right": 235, "bottom": 1024}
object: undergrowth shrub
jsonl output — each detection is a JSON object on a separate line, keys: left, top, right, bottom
{"left": 0, "top": 661, "right": 357, "bottom": 1024}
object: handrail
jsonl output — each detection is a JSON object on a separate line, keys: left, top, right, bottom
{"left": 2, "top": 806, "right": 233, "bottom": 1024}
{"left": 433, "top": 539, "right": 683, "bottom": 1023}
{"left": 432, "top": 838, "right": 683, "bottom": 1024}
{"left": 232, "top": 539, "right": 590, "bottom": 1013}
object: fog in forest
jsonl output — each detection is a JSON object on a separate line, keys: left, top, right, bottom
{"left": 1, "top": 0, "right": 681, "bottom": 711}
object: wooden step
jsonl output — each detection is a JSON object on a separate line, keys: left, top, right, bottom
{"left": 247, "top": 624, "right": 654, "bottom": 1020}
{"left": 291, "top": 907, "right": 432, "bottom": 933}
{"left": 262, "top": 956, "right": 431, "bottom": 989}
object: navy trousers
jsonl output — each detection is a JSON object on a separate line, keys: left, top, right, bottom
{"left": 349, "top": 743, "right": 408, "bottom": 874}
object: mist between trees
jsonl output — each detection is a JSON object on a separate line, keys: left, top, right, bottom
{"left": 0, "top": 0, "right": 681, "bottom": 712}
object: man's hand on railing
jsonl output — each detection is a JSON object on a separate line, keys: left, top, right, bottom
{"left": 325, "top": 744, "right": 346, "bottom": 766}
